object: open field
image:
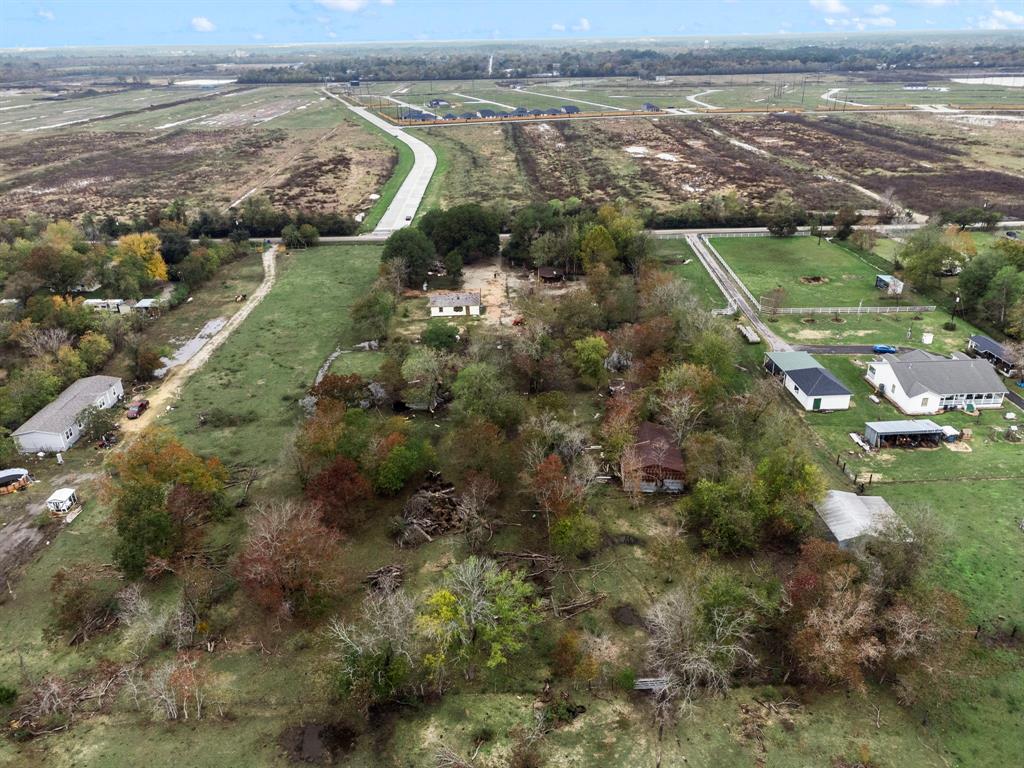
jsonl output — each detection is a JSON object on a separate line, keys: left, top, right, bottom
{"left": 652, "top": 239, "right": 727, "bottom": 310}
{"left": 160, "top": 244, "right": 381, "bottom": 473}
{"left": 416, "top": 111, "right": 1024, "bottom": 217}
{"left": 0, "top": 85, "right": 397, "bottom": 220}
{"left": 710, "top": 235, "right": 905, "bottom": 308}
{"left": 359, "top": 73, "right": 1024, "bottom": 115}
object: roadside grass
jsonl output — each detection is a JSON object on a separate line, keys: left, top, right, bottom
{"left": 652, "top": 239, "right": 727, "bottom": 310}
{"left": 709, "top": 235, "right": 906, "bottom": 308}
{"left": 417, "top": 124, "right": 532, "bottom": 211}
{"left": 161, "top": 244, "right": 381, "bottom": 473}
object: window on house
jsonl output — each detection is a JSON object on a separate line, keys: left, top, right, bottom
{"left": 453, "top": 306, "right": 463, "bottom": 313}
{"left": 868, "top": 366, "right": 875, "bottom": 376}
{"left": 921, "top": 398, "right": 929, "bottom": 407}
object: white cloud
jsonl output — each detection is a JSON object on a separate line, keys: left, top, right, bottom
{"left": 909, "top": 0, "right": 956, "bottom": 6}
{"left": 551, "top": 23, "right": 566, "bottom": 32}
{"left": 993, "top": 8, "right": 1024, "bottom": 25}
{"left": 572, "top": 17, "right": 591, "bottom": 31}
{"left": 809, "top": 0, "right": 849, "bottom": 13}
{"left": 868, "top": 4, "right": 890, "bottom": 14}
{"left": 317, "top": 0, "right": 369, "bottom": 11}
{"left": 191, "top": 16, "right": 216, "bottom": 32}
{"left": 37, "top": 9, "right": 55, "bottom": 21}
{"left": 380, "top": 0, "right": 395, "bottom": 5}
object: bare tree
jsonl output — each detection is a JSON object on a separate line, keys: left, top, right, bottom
{"left": 657, "top": 392, "right": 706, "bottom": 444}
{"left": 619, "top": 443, "right": 643, "bottom": 507}
{"left": 455, "top": 475, "right": 498, "bottom": 552}
{"left": 19, "top": 327, "right": 74, "bottom": 358}
{"left": 646, "top": 588, "right": 756, "bottom": 721}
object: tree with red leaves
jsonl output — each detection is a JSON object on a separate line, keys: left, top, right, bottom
{"left": 531, "top": 454, "right": 580, "bottom": 519}
{"left": 305, "top": 456, "right": 371, "bottom": 530}
{"left": 310, "top": 373, "right": 366, "bottom": 405}
{"left": 235, "top": 502, "right": 340, "bottom": 620}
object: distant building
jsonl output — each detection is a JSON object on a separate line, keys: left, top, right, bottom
{"left": 428, "top": 291, "right": 482, "bottom": 317}
{"left": 427, "top": 99, "right": 450, "bottom": 108}
{"left": 866, "top": 349, "right": 1008, "bottom": 414}
{"left": 537, "top": 266, "right": 564, "bottom": 283}
{"left": 562, "top": 105, "right": 581, "bottom": 114}
{"left": 13, "top": 376, "right": 123, "bottom": 454}
{"left": 544, "top": 108, "right": 561, "bottom": 116}
{"left": 478, "top": 108, "right": 497, "bottom": 118}
{"left": 528, "top": 109, "right": 544, "bottom": 116}
{"left": 459, "top": 112, "right": 478, "bottom": 119}
{"left": 642, "top": 102, "right": 661, "bottom": 112}
{"left": 83, "top": 298, "right": 129, "bottom": 314}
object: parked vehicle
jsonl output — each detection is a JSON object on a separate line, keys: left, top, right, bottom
{"left": 126, "top": 399, "right": 150, "bottom": 419}
{"left": 873, "top": 344, "right": 899, "bottom": 354}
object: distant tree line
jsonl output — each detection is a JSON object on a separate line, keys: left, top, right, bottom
{"left": 237, "top": 43, "right": 1024, "bottom": 84}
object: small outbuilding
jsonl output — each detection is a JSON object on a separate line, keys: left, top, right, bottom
{"left": 83, "top": 298, "right": 129, "bottom": 314}
{"left": 428, "top": 291, "right": 482, "bottom": 317}
{"left": 815, "top": 490, "right": 900, "bottom": 549}
{"left": 764, "top": 351, "right": 822, "bottom": 377}
{"left": 537, "top": 265, "right": 564, "bottom": 283}
{"left": 875, "top": 274, "right": 904, "bottom": 297}
{"left": 864, "top": 419, "right": 944, "bottom": 449}
{"left": 622, "top": 422, "right": 685, "bottom": 493}
{"left": 785, "top": 367, "right": 852, "bottom": 412}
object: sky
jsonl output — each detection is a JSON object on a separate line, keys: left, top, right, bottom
{"left": 2, "top": 1, "right": 1023, "bottom": 49}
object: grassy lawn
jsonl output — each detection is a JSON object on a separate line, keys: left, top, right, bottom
{"left": 771, "top": 310, "right": 985, "bottom": 355}
{"left": 653, "top": 239, "right": 728, "bottom": 311}
{"left": 800, "top": 356, "right": 1024, "bottom": 624}
{"left": 710, "top": 235, "right": 905, "bottom": 308}
{"left": 160, "top": 244, "right": 381, "bottom": 472}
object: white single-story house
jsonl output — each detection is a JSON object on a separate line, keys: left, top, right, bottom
{"left": 865, "top": 349, "right": 1007, "bottom": 415}
{"left": 12, "top": 375, "right": 124, "bottom": 454}
{"left": 764, "top": 351, "right": 851, "bottom": 412}
{"left": 815, "top": 489, "right": 901, "bottom": 549}
{"left": 428, "top": 291, "right": 482, "bottom": 317}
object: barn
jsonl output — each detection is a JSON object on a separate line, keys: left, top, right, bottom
{"left": 12, "top": 376, "right": 124, "bottom": 454}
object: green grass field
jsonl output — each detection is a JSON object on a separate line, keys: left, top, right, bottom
{"left": 161, "top": 244, "right": 382, "bottom": 472}
{"left": 710, "top": 235, "right": 904, "bottom": 308}
{"left": 653, "top": 239, "right": 728, "bottom": 311}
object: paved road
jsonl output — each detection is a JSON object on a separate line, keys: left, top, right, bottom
{"left": 321, "top": 89, "right": 436, "bottom": 234}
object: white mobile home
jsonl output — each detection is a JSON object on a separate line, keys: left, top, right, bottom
{"left": 12, "top": 376, "right": 123, "bottom": 453}
{"left": 428, "top": 291, "right": 481, "bottom": 317}
{"left": 865, "top": 349, "right": 1007, "bottom": 415}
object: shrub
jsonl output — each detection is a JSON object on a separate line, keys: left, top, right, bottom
{"left": 0, "top": 684, "right": 16, "bottom": 707}
{"left": 550, "top": 512, "right": 600, "bottom": 559}
{"left": 373, "top": 439, "right": 434, "bottom": 496}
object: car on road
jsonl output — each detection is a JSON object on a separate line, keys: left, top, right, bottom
{"left": 126, "top": 399, "right": 150, "bottom": 419}
{"left": 405, "top": 215, "right": 412, "bottom": 221}
{"left": 1005, "top": 231, "right": 1018, "bottom": 239}
{"left": 872, "top": 344, "right": 899, "bottom": 354}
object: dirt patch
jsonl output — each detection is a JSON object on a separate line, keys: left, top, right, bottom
{"left": 610, "top": 603, "right": 644, "bottom": 627}
{"left": 943, "top": 441, "right": 973, "bottom": 453}
{"left": 801, "top": 317, "right": 817, "bottom": 324}
{"left": 829, "top": 317, "right": 846, "bottom": 324}
{"left": 460, "top": 257, "right": 530, "bottom": 326}
{"left": 799, "top": 275, "right": 829, "bottom": 285}
{"left": 280, "top": 722, "right": 358, "bottom": 764}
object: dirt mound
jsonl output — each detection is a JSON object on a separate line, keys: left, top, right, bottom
{"left": 611, "top": 603, "right": 644, "bottom": 627}
{"left": 799, "top": 275, "right": 829, "bottom": 284}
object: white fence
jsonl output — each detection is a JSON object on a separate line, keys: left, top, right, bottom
{"left": 771, "top": 304, "right": 936, "bottom": 315}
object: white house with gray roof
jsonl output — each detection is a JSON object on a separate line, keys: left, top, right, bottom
{"left": 764, "top": 351, "right": 852, "bottom": 412}
{"left": 12, "top": 376, "right": 123, "bottom": 454}
{"left": 428, "top": 291, "right": 481, "bottom": 317}
{"left": 865, "top": 349, "right": 1007, "bottom": 415}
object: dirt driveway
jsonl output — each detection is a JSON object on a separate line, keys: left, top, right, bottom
{"left": 120, "top": 244, "right": 279, "bottom": 434}
{"left": 461, "top": 257, "right": 530, "bottom": 325}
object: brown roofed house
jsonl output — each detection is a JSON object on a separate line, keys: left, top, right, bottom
{"left": 621, "top": 421, "right": 684, "bottom": 494}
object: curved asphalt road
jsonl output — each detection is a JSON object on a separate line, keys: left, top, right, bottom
{"left": 321, "top": 88, "right": 437, "bottom": 234}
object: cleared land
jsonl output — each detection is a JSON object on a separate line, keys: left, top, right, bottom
{"left": 160, "top": 244, "right": 381, "bottom": 472}
{"left": 0, "top": 85, "right": 397, "bottom": 221}
{"left": 709, "top": 235, "right": 905, "bottom": 308}
{"left": 417, "top": 113, "right": 1023, "bottom": 217}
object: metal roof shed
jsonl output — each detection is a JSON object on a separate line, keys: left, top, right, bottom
{"left": 764, "top": 351, "right": 823, "bottom": 376}
{"left": 864, "top": 419, "right": 944, "bottom": 448}
{"left": 815, "top": 490, "right": 899, "bottom": 549}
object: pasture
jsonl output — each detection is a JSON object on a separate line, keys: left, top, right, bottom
{"left": 710, "top": 235, "right": 900, "bottom": 308}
